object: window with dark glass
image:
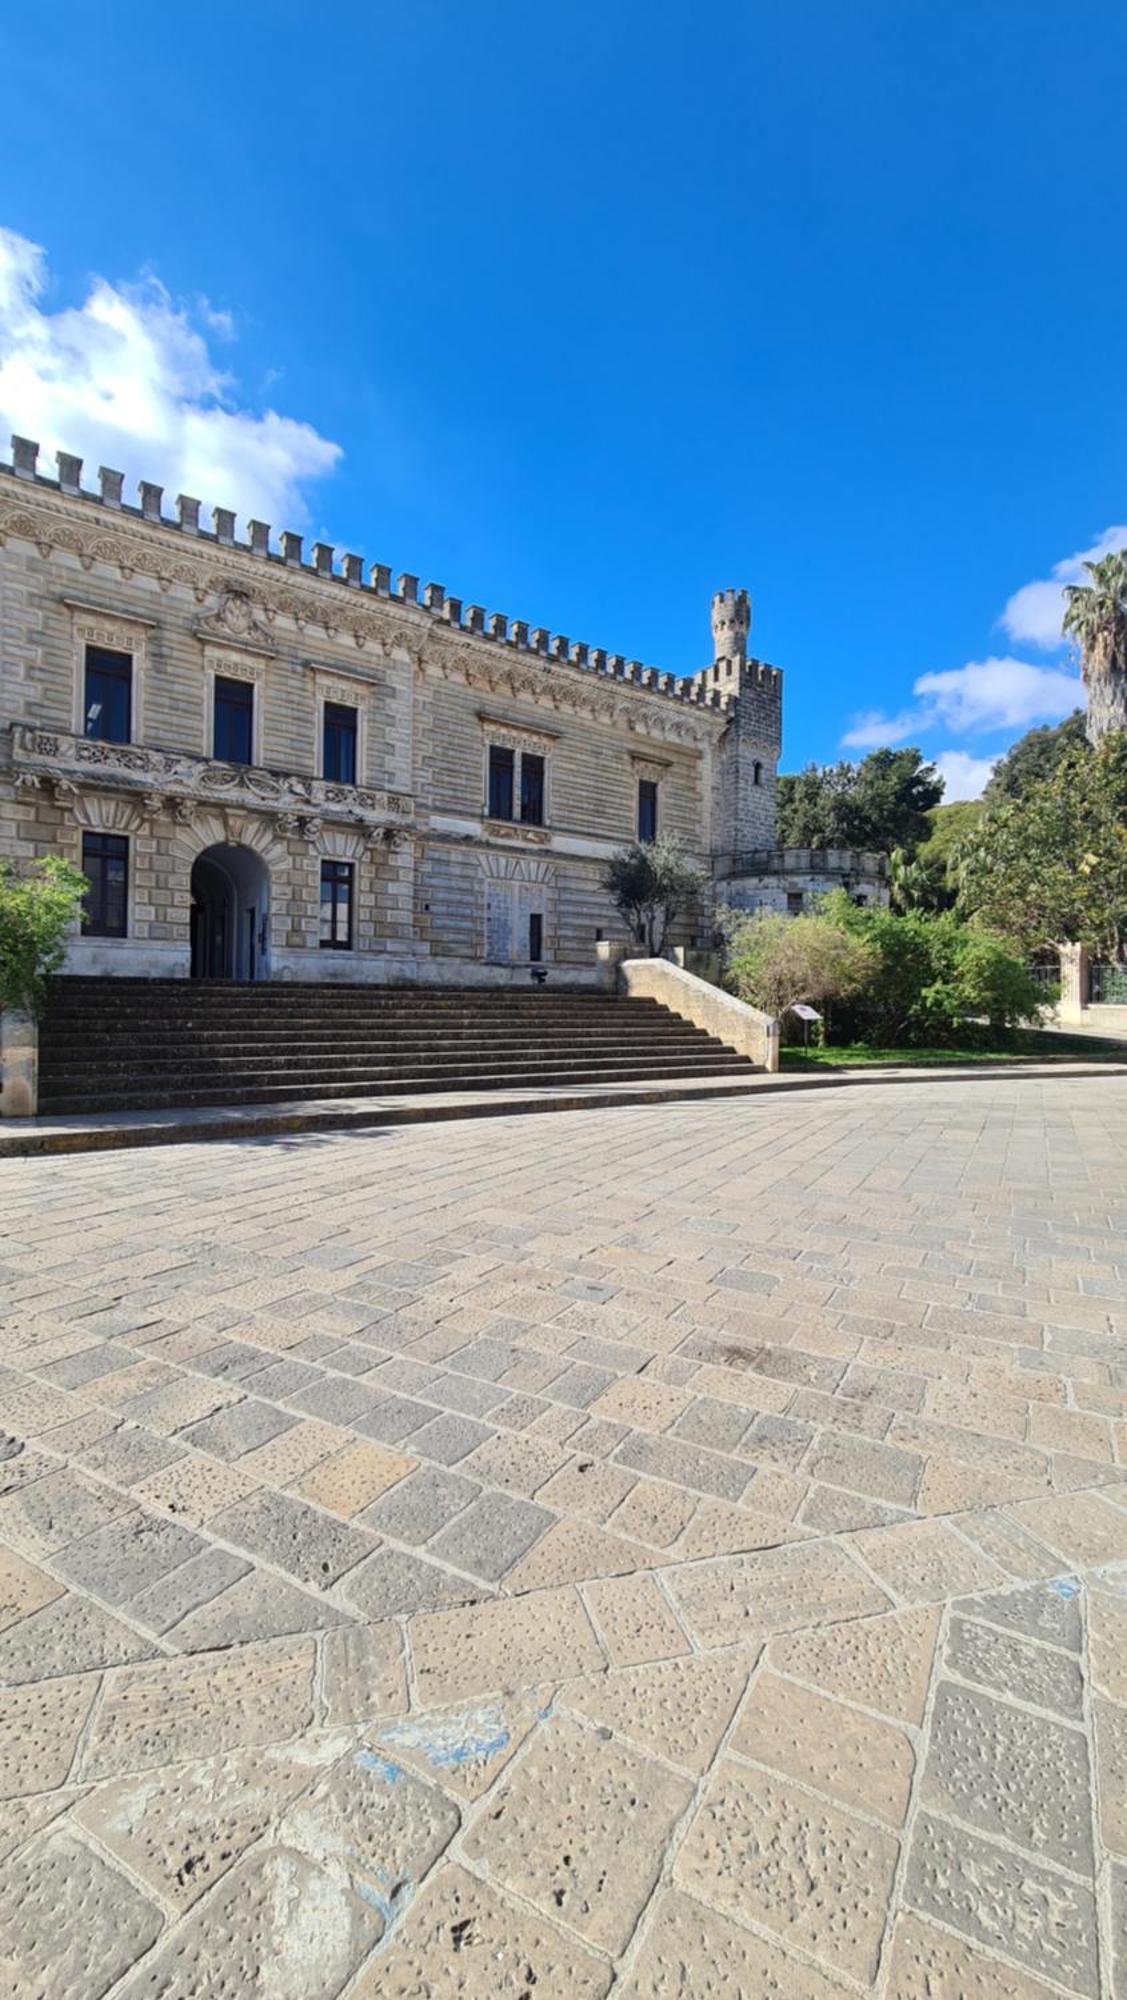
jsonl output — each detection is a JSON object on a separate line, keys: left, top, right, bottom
{"left": 213, "top": 676, "right": 254, "bottom": 764}
{"left": 637, "top": 778, "right": 658, "bottom": 842}
{"left": 320, "top": 859, "right": 354, "bottom": 949}
{"left": 487, "top": 744, "right": 514, "bottom": 820}
{"left": 84, "top": 645, "right": 132, "bottom": 744}
{"left": 786, "top": 890, "right": 804, "bottom": 914}
{"left": 520, "top": 753, "right": 545, "bottom": 826}
{"left": 528, "top": 912, "right": 543, "bottom": 962}
{"left": 323, "top": 702, "right": 358, "bottom": 784}
{"left": 81, "top": 831, "right": 128, "bottom": 937}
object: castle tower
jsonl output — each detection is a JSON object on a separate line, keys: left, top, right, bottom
{"left": 694, "top": 586, "right": 782, "bottom": 862}
{"left": 711, "top": 588, "right": 750, "bottom": 665}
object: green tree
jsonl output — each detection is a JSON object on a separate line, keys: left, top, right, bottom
{"left": 0, "top": 855, "right": 89, "bottom": 1018}
{"left": 775, "top": 762, "right": 856, "bottom": 847}
{"left": 983, "top": 712, "right": 1087, "bottom": 803}
{"left": 888, "top": 846, "right": 938, "bottom": 913}
{"left": 776, "top": 748, "right": 943, "bottom": 855}
{"left": 719, "top": 905, "right": 874, "bottom": 1021}
{"left": 601, "top": 836, "right": 705, "bottom": 956}
{"left": 897, "top": 800, "right": 986, "bottom": 912}
{"left": 958, "top": 736, "right": 1127, "bottom": 956}
{"left": 1062, "top": 550, "right": 1127, "bottom": 745}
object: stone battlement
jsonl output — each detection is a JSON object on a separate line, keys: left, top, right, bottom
{"left": 690, "top": 653, "right": 783, "bottom": 702}
{"left": 3, "top": 436, "right": 781, "bottom": 718}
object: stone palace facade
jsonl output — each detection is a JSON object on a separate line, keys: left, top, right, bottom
{"left": 0, "top": 436, "right": 884, "bottom": 985}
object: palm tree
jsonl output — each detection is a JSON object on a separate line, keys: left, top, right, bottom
{"left": 1062, "top": 551, "right": 1127, "bottom": 745}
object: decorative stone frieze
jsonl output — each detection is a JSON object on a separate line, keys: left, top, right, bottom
{"left": 481, "top": 819, "right": 552, "bottom": 848}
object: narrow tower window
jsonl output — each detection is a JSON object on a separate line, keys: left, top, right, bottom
{"left": 213, "top": 677, "right": 254, "bottom": 764}
{"left": 487, "top": 744, "right": 515, "bottom": 820}
{"left": 84, "top": 646, "right": 132, "bottom": 744}
{"left": 81, "top": 831, "right": 129, "bottom": 936}
{"left": 323, "top": 702, "right": 358, "bottom": 784}
{"left": 319, "top": 859, "right": 354, "bottom": 948}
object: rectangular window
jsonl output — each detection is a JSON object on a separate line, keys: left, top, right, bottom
{"left": 320, "top": 859, "right": 354, "bottom": 949}
{"left": 786, "top": 890, "right": 804, "bottom": 915}
{"left": 323, "top": 701, "right": 358, "bottom": 785}
{"left": 81, "top": 831, "right": 128, "bottom": 937}
{"left": 520, "top": 754, "right": 545, "bottom": 826}
{"left": 84, "top": 645, "right": 132, "bottom": 745}
{"left": 487, "top": 744, "right": 515, "bottom": 820}
{"left": 213, "top": 676, "right": 254, "bottom": 764}
{"left": 528, "top": 912, "right": 543, "bottom": 962}
{"left": 637, "top": 778, "right": 658, "bottom": 842}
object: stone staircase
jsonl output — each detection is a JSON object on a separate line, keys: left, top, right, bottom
{"left": 38, "top": 979, "right": 760, "bottom": 1115}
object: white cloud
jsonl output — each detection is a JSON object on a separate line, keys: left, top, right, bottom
{"left": 1001, "top": 525, "right": 1127, "bottom": 649}
{"left": 933, "top": 750, "right": 998, "bottom": 802}
{"left": 0, "top": 226, "right": 341, "bottom": 528}
{"left": 839, "top": 707, "right": 920, "bottom": 750}
{"left": 841, "top": 655, "right": 1080, "bottom": 750}
{"left": 912, "top": 656, "right": 1081, "bottom": 732}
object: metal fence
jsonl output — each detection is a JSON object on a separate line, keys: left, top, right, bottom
{"left": 1090, "top": 962, "right": 1127, "bottom": 1005}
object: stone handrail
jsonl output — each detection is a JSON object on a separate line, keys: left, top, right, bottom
{"left": 9, "top": 724, "right": 414, "bottom": 833}
{"left": 618, "top": 957, "right": 780, "bottom": 1072}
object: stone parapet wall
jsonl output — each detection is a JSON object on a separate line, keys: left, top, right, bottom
{"left": 618, "top": 957, "right": 779, "bottom": 1071}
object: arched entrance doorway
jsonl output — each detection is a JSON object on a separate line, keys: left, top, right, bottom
{"left": 190, "top": 843, "right": 270, "bottom": 981}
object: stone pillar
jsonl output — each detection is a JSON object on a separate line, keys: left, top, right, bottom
{"left": 1058, "top": 942, "right": 1089, "bottom": 1022}
{"left": 595, "top": 939, "right": 629, "bottom": 991}
{"left": 0, "top": 1009, "right": 38, "bottom": 1117}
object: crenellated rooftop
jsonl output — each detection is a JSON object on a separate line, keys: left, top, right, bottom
{"left": 2, "top": 435, "right": 783, "bottom": 718}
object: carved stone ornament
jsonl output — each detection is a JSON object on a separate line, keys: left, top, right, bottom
{"left": 196, "top": 588, "right": 276, "bottom": 653}
{"left": 629, "top": 753, "right": 673, "bottom": 781}
{"left": 482, "top": 818, "right": 552, "bottom": 847}
{"left": 480, "top": 719, "right": 558, "bottom": 758}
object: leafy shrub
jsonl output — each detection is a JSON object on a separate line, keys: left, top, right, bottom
{"left": 719, "top": 905, "right": 874, "bottom": 1023}
{"left": 0, "top": 855, "right": 88, "bottom": 1018}
{"left": 822, "top": 894, "right": 1044, "bottom": 1045}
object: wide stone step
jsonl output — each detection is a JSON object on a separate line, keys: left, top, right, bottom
{"left": 41, "top": 1036, "right": 727, "bottom": 1077}
{"left": 43, "top": 1009, "right": 659, "bottom": 1036}
{"left": 47, "top": 984, "right": 643, "bottom": 1007}
{"left": 41, "top": 1019, "right": 715, "bottom": 1048}
{"left": 39, "top": 1048, "right": 750, "bottom": 1098}
{"left": 39, "top": 1055, "right": 756, "bottom": 1114}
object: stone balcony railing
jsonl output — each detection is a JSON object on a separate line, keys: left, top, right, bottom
{"left": 720, "top": 846, "right": 888, "bottom": 879}
{"left": 8, "top": 723, "right": 415, "bottom": 836}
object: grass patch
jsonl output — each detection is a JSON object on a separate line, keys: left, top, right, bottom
{"left": 781, "top": 1029, "right": 1127, "bottom": 1072}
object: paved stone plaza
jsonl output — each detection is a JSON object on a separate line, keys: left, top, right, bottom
{"left": 1, "top": 1075, "right": 1125, "bottom": 1997}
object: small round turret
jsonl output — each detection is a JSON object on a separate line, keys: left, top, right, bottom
{"left": 711, "top": 588, "right": 750, "bottom": 664}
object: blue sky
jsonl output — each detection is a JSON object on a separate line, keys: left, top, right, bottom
{"left": 3, "top": 1, "right": 1124, "bottom": 797}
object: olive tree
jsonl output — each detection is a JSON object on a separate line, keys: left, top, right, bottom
{"left": 601, "top": 837, "right": 705, "bottom": 957}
